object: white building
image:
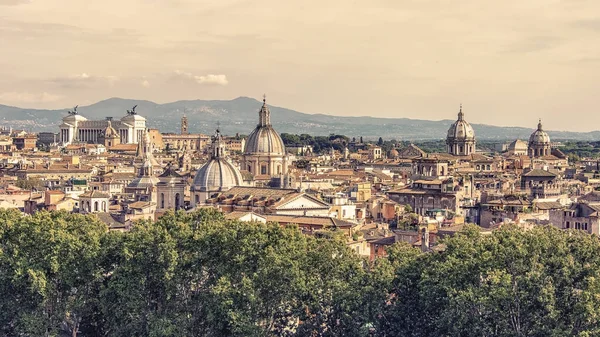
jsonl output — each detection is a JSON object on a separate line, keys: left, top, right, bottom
{"left": 59, "top": 106, "right": 147, "bottom": 145}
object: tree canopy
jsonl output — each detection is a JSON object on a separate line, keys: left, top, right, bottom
{"left": 2, "top": 210, "right": 600, "bottom": 336}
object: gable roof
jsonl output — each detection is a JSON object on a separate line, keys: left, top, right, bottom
{"left": 272, "top": 193, "right": 331, "bottom": 209}
{"left": 523, "top": 169, "right": 556, "bottom": 178}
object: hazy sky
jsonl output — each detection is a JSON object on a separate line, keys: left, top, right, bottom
{"left": 1, "top": 0, "right": 599, "bottom": 131}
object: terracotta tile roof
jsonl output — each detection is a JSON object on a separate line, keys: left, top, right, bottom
{"left": 223, "top": 186, "right": 298, "bottom": 199}
{"left": 80, "top": 190, "right": 110, "bottom": 199}
{"left": 128, "top": 201, "right": 153, "bottom": 209}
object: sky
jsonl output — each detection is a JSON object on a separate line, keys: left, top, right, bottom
{"left": 1, "top": 0, "right": 599, "bottom": 131}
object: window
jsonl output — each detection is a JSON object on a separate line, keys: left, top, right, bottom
{"left": 160, "top": 193, "right": 165, "bottom": 208}
{"left": 261, "top": 165, "right": 267, "bottom": 175}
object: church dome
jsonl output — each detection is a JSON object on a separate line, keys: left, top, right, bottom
{"left": 508, "top": 139, "right": 528, "bottom": 151}
{"left": 447, "top": 105, "right": 475, "bottom": 141}
{"left": 192, "top": 129, "right": 243, "bottom": 192}
{"left": 102, "top": 120, "right": 120, "bottom": 139}
{"left": 529, "top": 120, "right": 551, "bottom": 145}
{"left": 244, "top": 98, "right": 286, "bottom": 155}
{"left": 245, "top": 127, "right": 286, "bottom": 155}
{"left": 192, "top": 158, "right": 243, "bottom": 192}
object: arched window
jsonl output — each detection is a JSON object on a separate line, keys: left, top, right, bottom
{"left": 160, "top": 193, "right": 165, "bottom": 208}
{"left": 101, "top": 201, "right": 106, "bottom": 212}
{"left": 195, "top": 194, "right": 199, "bottom": 204}
{"left": 94, "top": 201, "right": 98, "bottom": 212}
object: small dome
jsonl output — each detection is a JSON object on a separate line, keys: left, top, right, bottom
{"left": 529, "top": 120, "right": 551, "bottom": 145}
{"left": 447, "top": 106, "right": 475, "bottom": 141}
{"left": 508, "top": 139, "right": 527, "bottom": 151}
{"left": 192, "top": 158, "right": 243, "bottom": 192}
{"left": 102, "top": 121, "right": 120, "bottom": 139}
{"left": 127, "top": 176, "right": 159, "bottom": 190}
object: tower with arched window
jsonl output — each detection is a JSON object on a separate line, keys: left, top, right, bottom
{"left": 157, "top": 163, "right": 186, "bottom": 211}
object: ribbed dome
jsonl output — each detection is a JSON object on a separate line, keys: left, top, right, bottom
{"left": 245, "top": 126, "right": 286, "bottom": 155}
{"left": 529, "top": 120, "right": 551, "bottom": 145}
{"left": 243, "top": 97, "right": 286, "bottom": 155}
{"left": 192, "top": 159, "right": 243, "bottom": 192}
{"left": 193, "top": 128, "right": 243, "bottom": 192}
{"left": 102, "top": 120, "right": 119, "bottom": 138}
{"left": 447, "top": 106, "right": 475, "bottom": 141}
{"left": 127, "top": 176, "right": 159, "bottom": 189}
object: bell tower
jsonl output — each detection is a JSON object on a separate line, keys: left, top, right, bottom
{"left": 181, "top": 115, "right": 188, "bottom": 135}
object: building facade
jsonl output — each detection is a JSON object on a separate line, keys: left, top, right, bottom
{"left": 59, "top": 107, "right": 147, "bottom": 145}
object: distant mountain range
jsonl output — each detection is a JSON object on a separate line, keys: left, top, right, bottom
{"left": 0, "top": 96, "right": 598, "bottom": 141}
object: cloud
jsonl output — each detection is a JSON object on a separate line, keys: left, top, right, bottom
{"left": 0, "top": 91, "right": 63, "bottom": 104}
{"left": 141, "top": 80, "right": 151, "bottom": 87}
{"left": 501, "top": 36, "right": 563, "bottom": 54}
{"left": 49, "top": 73, "right": 119, "bottom": 88}
{"left": 572, "top": 19, "right": 600, "bottom": 32}
{"left": 173, "top": 70, "right": 228, "bottom": 86}
{"left": 0, "top": 0, "right": 30, "bottom": 6}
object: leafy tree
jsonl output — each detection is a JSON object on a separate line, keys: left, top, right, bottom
{"left": 15, "top": 177, "right": 44, "bottom": 190}
{"left": 382, "top": 225, "right": 600, "bottom": 336}
{"left": 0, "top": 210, "right": 107, "bottom": 337}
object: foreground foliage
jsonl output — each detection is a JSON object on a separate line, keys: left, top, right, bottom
{"left": 1, "top": 209, "right": 600, "bottom": 336}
